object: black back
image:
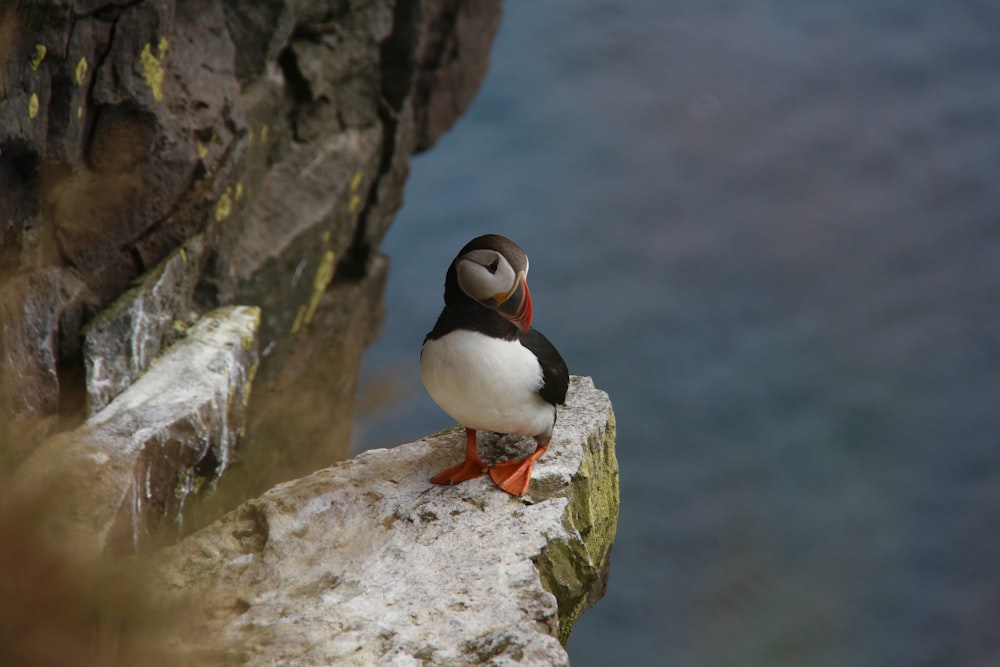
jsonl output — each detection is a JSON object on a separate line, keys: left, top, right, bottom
{"left": 518, "top": 328, "right": 569, "bottom": 407}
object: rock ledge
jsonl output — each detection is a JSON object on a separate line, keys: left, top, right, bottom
{"left": 12, "top": 305, "right": 261, "bottom": 558}
{"left": 151, "top": 376, "right": 618, "bottom": 666}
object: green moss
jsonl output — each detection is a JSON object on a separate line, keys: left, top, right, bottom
{"left": 533, "top": 409, "right": 620, "bottom": 645}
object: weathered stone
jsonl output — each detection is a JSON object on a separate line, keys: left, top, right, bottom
{"left": 0, "top": 272, "right": 62, "bottom": 424}
{"left": 0, "top": 6, "right": 560, "bottom": 663}
{"left": 12, "top": 306, "right": 261, "bottom": 559}
{"left": 411, "top": 0, "right": 504, "bottom": 152}
{"left": 194, "top": 254, "right": 389, "bottom": 528}
{"left": 249, "top": 254, "right": 388, "bottom": 479}
{"left": 0, "top": 0, "right": 508, "bottom": 580}
{"left": 149, "top": 377, "right": 618, "bottom": 666}
{"left": 0, "top": 267, "right": 93, "bottom": 470}
{"left": 83, "top": 236, "right": 206, "bottom": 415}
{"left": 214, "top": 127, "right": 381, "bottom": 364}
{"left": 1, "top": 0, "right": 502, "bottom": 484}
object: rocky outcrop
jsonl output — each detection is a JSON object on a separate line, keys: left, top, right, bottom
{"left": 1, "top": 0, "right": 501, "bottom": 522}
{"left": 0, "top": 3, "right": 622, "bottom": 663}
{"left": 82, "top": 236, "right": 206, "bottom": 415}
{"left": 149, "top": 376, "right": 618, "bottom": 667}
{"left": 12, "top": 306, "right": 261, "bottom": 559}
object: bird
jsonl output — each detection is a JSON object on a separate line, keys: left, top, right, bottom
{"left": 420, "top": 234, "right": 569, "bottom": 496}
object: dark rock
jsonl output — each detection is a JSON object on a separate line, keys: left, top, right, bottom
{"left": 196, "top": 254, "right": 390, "bottom": 525}
{"left": 411, "top": 0, "right": 503, "bottom": 151}
{"left": 0, "top": 268, "right": 94, "bottom": 470}
{"left": 0, "top": 0, "right": 502, "bottom": 538}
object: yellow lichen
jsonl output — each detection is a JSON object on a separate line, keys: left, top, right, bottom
{"left": 30, "top": 44, "right": 46, "bottom": 71}
{"left": 304, "top": 250, "right": 336, "bottom": 325}
{"left": 215, "top": 187, "right": 233, "bottom": 222}
{"left": 348, "top": 193, "right": 362, "bottom": 214}
{"left": 75, "top": 57, "right": 88, "bottom": 85}
{"left": 28, "top": 93, "right": 39, "bottom": 119}
{"left": 246, "top": 306, "right": 262, "bottom": 330}
{"left": 291, "top": 305, "right": 307, "bottom": 335}
{"left": 197, "top": 140, "right": 208, "bottom": 159}
{"left": 260, "top": 125, "right": 270, "bottom": 143}
{"left": 235, "top": 182, "right": 244, "bottom": 202}
{"left": 242, "top": 364, "right": 258, "bottom": 406}
{"left": 350, "top": 170, "right": 363, "bottom": 191}
{"left": 139, "top": 38, "right": 169, "bottom": 102}
{"left": 77, "top": 106, "right": 83, "bottom": 119}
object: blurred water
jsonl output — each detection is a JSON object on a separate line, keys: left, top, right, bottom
{"left": 353, "top": 2, "right": 1000, "bottom": 665}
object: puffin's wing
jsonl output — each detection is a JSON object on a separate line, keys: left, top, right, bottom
{"left": 518, "top": 328, "right": 569, "bottom": 407}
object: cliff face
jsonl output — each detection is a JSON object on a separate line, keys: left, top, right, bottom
{"left": 0, "top": 4, "right": 623, "bottom": 663}
{"left": 1, "top": 0, "right": 501, "bottom": 521}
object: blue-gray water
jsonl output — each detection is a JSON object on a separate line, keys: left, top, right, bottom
{"left": 353, "top": 2, "right": 1000, "bottom": 665}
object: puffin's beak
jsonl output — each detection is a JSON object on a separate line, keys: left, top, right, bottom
{"left": 495, "top": 272, "right": 532, "bottom": 332}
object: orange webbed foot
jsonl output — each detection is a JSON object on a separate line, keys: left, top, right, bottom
{"left": 431, "top": 427, "right": 486, "bottom": 486}
{"left": 488, "top": 443, "right": 549, "bottom": 496}
{"left": 431, "top": 457, "right": 487, "bottom": 485}
{"left": 488, "top": 460, "right": 535, "bottom": 496}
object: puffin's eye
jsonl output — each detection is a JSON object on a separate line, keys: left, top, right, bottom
{"left": 486, "top": 258, "right": 499, "bottom": 274}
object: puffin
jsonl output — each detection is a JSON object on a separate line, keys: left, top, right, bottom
{"left": 420, "top": 234, "right": 569, "bottom": 497}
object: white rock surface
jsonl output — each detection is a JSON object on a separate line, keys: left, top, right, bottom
{"left": 12, "top": 306, "right": 261, "bottom": 558}
{"left": 151, "top": 376, "right": 618, "bottom": 666}
{"left": 83, "top": 237, "right": 206, "bottom": 415}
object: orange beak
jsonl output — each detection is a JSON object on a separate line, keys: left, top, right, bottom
{"left": 496, "top": 273, "right": 532, "bottom": 332}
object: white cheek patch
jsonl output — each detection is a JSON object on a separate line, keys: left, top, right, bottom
{"left": 456, "top": 253, "right": 516, "bottom": 302}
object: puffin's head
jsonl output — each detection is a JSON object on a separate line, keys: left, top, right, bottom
{"left": 449, "top": 234, "right": 533, "bottom": 331}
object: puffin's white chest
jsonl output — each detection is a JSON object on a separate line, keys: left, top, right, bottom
{"left": 420, "top": 330, "right": 555, "bottom": 438}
